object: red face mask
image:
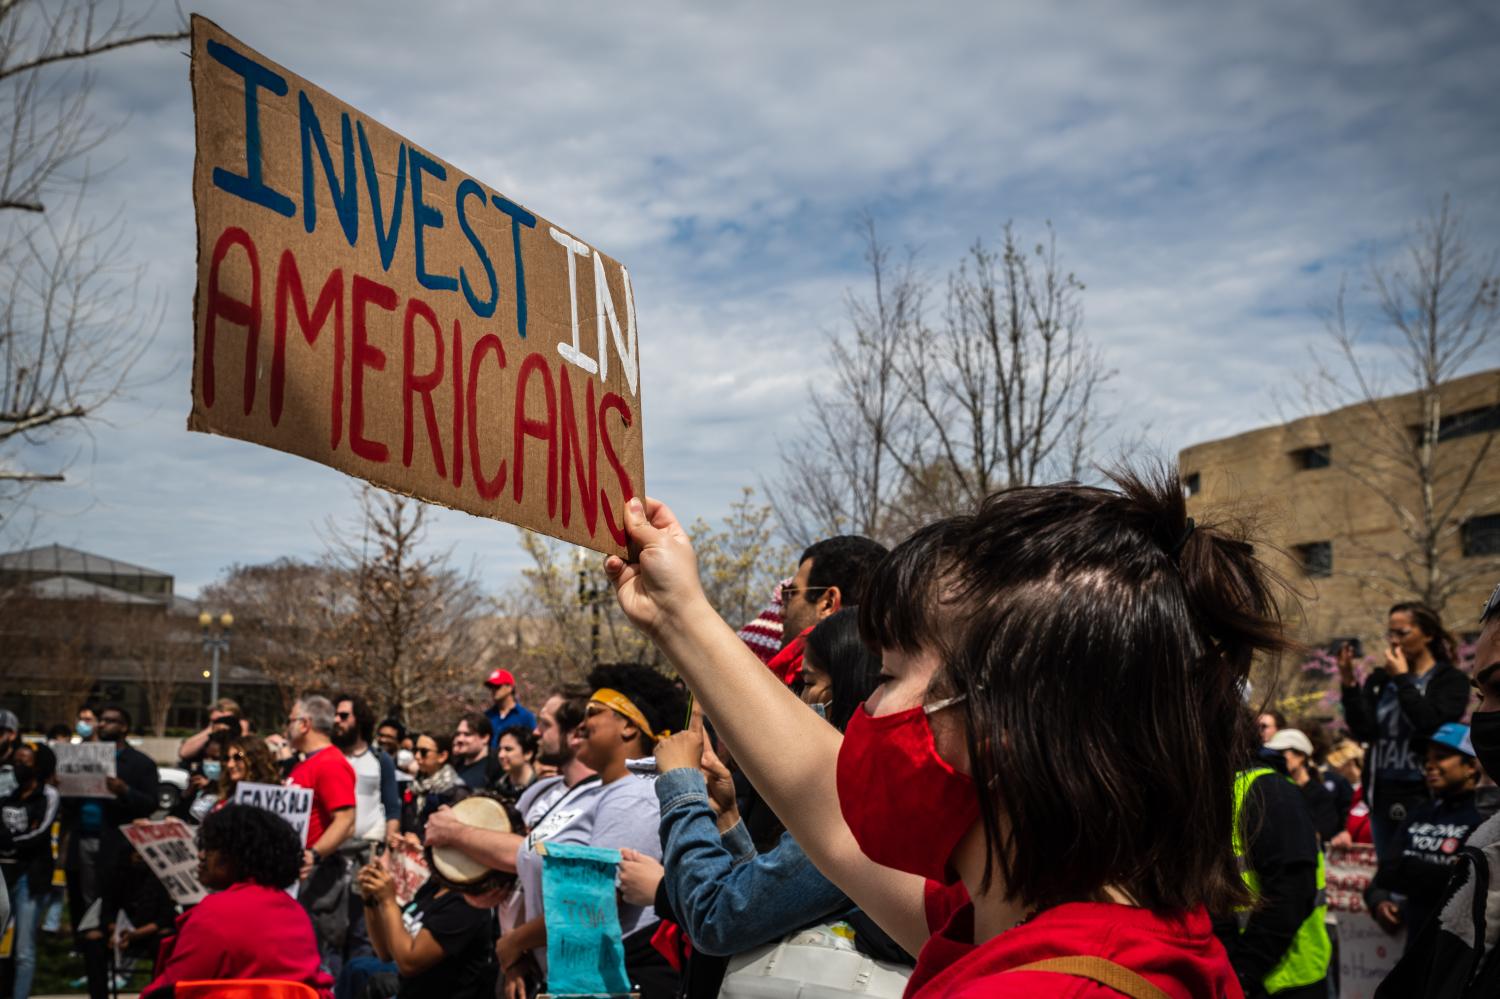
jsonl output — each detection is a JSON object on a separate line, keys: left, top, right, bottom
{"left": 836, "top": 695, "right": 980, "bottom": 883}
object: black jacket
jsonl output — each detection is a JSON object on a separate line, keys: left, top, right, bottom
{"left": 1376, "top": 812, "right": 1500, "bottom": 998}
{"left": 1342, "top": 662, "right": 1469, "bottom": 786}
{"left": 1367, "top": 789, "right": 1485, "bottom": 947}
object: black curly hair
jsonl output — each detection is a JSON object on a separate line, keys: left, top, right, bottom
{"left": 586, "top": 663, "right": 688, "bottom": 751}
{"left": 197, "top": 803, "right": 303, "bottom": 889}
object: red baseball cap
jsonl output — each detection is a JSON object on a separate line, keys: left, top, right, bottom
{"left": 485, "top": 669, "right": 516, "bottom": 687}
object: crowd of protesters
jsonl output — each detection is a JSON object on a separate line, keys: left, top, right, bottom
{"left": 3, "top": 468, "right": 1500, "bottom": 998}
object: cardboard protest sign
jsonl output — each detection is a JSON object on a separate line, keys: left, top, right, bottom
{"left": 540, "top": 842, "right": 630, "bottom": 996}
{"left": 189, "top": 16, "right": 644, "bottom": 556}
{"left": 122, "top": 819, "right": 208, "bottom": 906}
{"left": 1325, "top": 844, "right": 1398, "bottom": 998}
{"left": 54, "top": 742, "right": 115, "bottom": 797}
{"left": 233, "top": 781, "right": 312, "bottom": 845}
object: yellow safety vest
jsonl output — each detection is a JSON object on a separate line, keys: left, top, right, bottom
{"left": 1231, "top": 768, "right": 1331, "bottom": 994}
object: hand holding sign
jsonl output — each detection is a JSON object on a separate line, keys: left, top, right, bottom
{"left": 539, "top": 842, "right": 630, "bottom": 996}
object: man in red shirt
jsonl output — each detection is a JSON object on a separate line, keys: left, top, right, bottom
{"left": 286, "top": 695, "right": 355, "bottom": 878}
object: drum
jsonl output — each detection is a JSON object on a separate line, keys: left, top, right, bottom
{"left": 425, "top": 791, "right": 524, "bottom": 894}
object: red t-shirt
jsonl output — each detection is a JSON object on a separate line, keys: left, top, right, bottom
{"left": 287, "top": 745, "right": 355, "bottom": 848}
{"left": 909, "top": 881, "right": 1243, "bottom": 998}
{"left": 146, "top": 882, "right": 334, "bottom": 998}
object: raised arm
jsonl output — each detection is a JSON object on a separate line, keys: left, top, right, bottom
{"left": 606, "top": 497, "right": 930, "bottom": 954}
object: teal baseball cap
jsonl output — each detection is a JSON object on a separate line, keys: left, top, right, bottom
{"left": 1422, "top": 722, "right": 1475, "bottom": 758}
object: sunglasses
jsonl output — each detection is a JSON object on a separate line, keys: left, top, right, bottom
{"left": 415, "top": 747, "right": 435, "bottom": 757}
{"left": 779, "top": 583, "right": 831, "bottom": 603}
{"left": 228, "top": 752, "right": 248, "bottom": 762}
{"left": 335, "top": 711, "right": 353, "bottom": 720}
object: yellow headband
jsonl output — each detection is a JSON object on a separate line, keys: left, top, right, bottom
{"left": 591, "top": 688, "right": 669, "bottom": 742}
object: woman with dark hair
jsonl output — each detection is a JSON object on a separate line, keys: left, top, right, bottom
{"left": 495, "top": 727, "right": 539, "bottom": 800}
{"left": 222, "top": 733, "right": 282, "bottom": 798}
{"left": 142, "top": 803, "right": 332, "bottom": 998}
{"left": 401, "top": 732, "right": 464, "bottom": 846}
{"left": 501, "top": 664, "right": 687, "bottom": 999}
{"left": 801, "top": 607, "right": 885, "bottom": 732}
{"left": 1338, "top": 601, "right": 1469, "bottom": 861}
{"left": 605, "top": 468, "right": 1281, "bottom": 996}
{"left": 1, "top": 742, "right": 59, "bottom": 999}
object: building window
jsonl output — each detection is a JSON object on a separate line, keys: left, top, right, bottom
{"left": 1461, "top": 515, "right": 1500, "bottom": 557}
{"left": 1292, "top": 445, "right": 1331, "bottom": 470}
{"left": 1295, "top": 541, "right": 1333, "bottom": 577}
{"left": 1438, "top": 404, "right": 1500, "bottom": 443}
{"left": 1184, "top": 472, "right": 1200, "bottom": 496}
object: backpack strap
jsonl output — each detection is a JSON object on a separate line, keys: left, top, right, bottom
{"left": 1004, "top": 956, "right": 1171, "bottom": 999}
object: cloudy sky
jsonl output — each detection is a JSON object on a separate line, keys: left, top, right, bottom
{"left": 10, "top": 0, "right": 1500, "bottom": 598}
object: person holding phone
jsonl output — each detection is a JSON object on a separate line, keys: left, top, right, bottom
{"left": 1338, "top": 603, "right": 1469, "bottom": 862}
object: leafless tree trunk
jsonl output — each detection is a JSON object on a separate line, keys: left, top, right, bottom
{"left": 768, "top": 217, "right": 921, "bottom": 549}
{"left": 772, "top": 218, "right": 1112, "bottom": 546}
{"left": 324, "top": 487, "right": 495, "bottom": 730}
{"left": 893, "top": 223, "right": 1110, "bottom": 519}
{"left": 1299, "top": 196, "right": 1500, "bottom": 613}
{"left": 0, "top": 1, "right": 183, "bottom": 519}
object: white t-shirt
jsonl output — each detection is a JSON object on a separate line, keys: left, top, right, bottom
{"left": 346, "top": 747, "right": 384, "bottom": 842}
{"left": 515, "top": 773, "right": 663, "bottom": 970}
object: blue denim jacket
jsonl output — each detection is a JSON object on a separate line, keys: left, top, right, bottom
{"left": 655, "top": 767, "right": 851, "bottom": 956}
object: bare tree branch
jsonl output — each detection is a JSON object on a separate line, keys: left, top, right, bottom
{"left": 1296, "top": 195, "right": 1500, "bottom": 613}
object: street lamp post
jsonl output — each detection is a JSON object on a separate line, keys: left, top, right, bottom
{"left": 198, "top": 611, "right": 234, "bottom": 705}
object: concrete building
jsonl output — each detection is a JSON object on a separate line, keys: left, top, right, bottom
{"left": 0, "top": 544, "right": 275, "bottom": 732}
{"left": 1179, "top": 369, "right": 1500, "bottom": 653}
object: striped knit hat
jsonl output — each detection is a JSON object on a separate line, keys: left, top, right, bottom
{"left": 736, "top": 578, "right": 790, "bottom": 665}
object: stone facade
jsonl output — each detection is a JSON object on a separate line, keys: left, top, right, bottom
{"left": 1179, "top": 368, "right": 1500, "bottom": 652}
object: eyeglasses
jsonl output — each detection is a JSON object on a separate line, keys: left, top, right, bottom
{"left": 1482, "top": 582, "right": 1500, "bottom": 624}
{"left": 335, "top": 711, "right": 352, "bottom": 720}
{"left": 415, "top": 747, "right": 434, "bottom": 757}
{"left": 780, "top": 583, "right": 832, "bottom": 603}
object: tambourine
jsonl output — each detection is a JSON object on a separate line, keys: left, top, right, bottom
{"left": 425, "top": 791, "right": 524, "bottom": 895}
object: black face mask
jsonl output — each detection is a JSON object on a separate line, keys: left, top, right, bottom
{"left": 1471, "top": 711, "right": 1500, "bottom": 780}
{"left": 14, "top": 763, "right": 35, "bottom": 788}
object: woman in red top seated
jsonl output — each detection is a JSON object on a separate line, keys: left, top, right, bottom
{"left": 606, "top": 467, "right": 1285, "bottom": 998}
{"left": 143, "top": 803, "right": 334, "bottom": 999}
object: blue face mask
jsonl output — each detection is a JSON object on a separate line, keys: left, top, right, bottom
{"left": 201, "top": 761, "right": 222, "bottom": 781}
{"left": 810, "top": 702, "right": 828, "bottom": 720}
{"left": 75, "top": 720, "right": 94, "bottom": 738}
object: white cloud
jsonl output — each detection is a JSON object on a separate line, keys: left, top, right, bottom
{"left": 11, "top": 0, "right": 1499, "bottom": 596}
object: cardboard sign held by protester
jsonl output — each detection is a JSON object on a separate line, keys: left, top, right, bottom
{"left": 188, "top": 16, "right": 645, "bottom": 556}
{"left": 122, "top": 819, "right": 208, "bottom": 906}
{"left": 540, "top": 842, "right": 631, "bottom": 996}
{"left": 55, "top": 742, "right": 115, "bottom": 797}
{"left": 232, "top": 781, "right": 313, "bottom": 845}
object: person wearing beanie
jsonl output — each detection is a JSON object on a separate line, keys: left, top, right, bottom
{"left": 483, "top": 668, "right": 536, "bottom": 750}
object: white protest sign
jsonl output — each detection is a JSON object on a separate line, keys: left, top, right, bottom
{"left": 1325, "top": 844, "right": 1399, "bottom": 999}
{"left": 233, "top": 781, "right": 313, "bottom": 846}
{"left": 55, "top": 743, "right": 115, "bottom": 797}
{"left": 121, "top": 819, "right": 208, "bottom": 906}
